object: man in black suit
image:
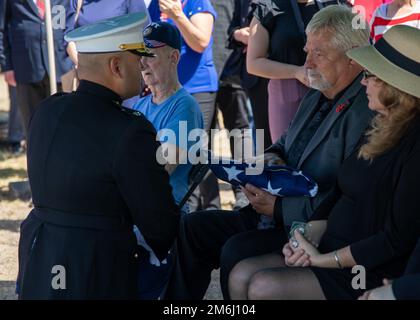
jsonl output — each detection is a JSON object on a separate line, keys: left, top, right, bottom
{"left": 0, "top": 0, "right": 24, "bottom": 152}
{"left": 17, "top": 12, "right": 180, "bottom": 299}
{"left": 0, "top": 0, "right": 72, "bottom": 132}
{"left": 163, "top": 5, "right": 374, "bottom": 300}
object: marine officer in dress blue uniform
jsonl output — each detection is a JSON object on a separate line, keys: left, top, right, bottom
{"left": 17, "top": 12, "right": 180, "bottom": 300}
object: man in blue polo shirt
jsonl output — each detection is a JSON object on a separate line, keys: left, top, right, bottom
{"left": 148, "top": 0, "right": 220, "bottom": 212}
{"left": 132, "top": 21, "right": 203, "bottom": 299}
{"left": 133, "top": 21, "right": 203, "bottom": 211}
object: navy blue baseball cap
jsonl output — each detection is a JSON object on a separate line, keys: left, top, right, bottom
{"left": 142, "top": 21, "right": 182, "bottom": 51}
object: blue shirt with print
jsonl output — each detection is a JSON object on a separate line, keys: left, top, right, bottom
{"left": 133, "top": 88, "right": 203, "bottom": 210}
{"left": 66, "top": 0, "right": 150, "bottom": 34}
{"left": 148, "top": 0, "right": 218, "bottom": 94}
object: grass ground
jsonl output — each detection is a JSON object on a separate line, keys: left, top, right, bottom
{"left": 0, "top": 149, "right": 28, "bottom": 300}
{"left": 0, "top": 77, "right": 30, "bottom": 299}
{"left": 0, "top": 75, "right": 233, "bottom": 299}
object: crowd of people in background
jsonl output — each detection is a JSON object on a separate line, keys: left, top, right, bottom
{"left": 0, "top": 0, "right": 419, "bottom": 300}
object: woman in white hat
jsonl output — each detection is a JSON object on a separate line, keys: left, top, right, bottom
{"left": 226, "top": 25, "right": 420, "bottom": 300}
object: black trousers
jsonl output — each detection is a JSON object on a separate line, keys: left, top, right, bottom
{"left": 216, "top": 85, "right": 251, "bottom": 206}
{"left": 16, "top": 74, "right": 61, "bottom": 134}
{"left": 7, "top": 85, "right": 25, "bottom": 143}
{"left": 246, "top": 78, "right": 272, "bottom": 149}
{"left": 216, "top": 86, "right": 250, "bottom": 130}
{"left": 190, "top": 92, "right": 221, "bottom": 211}
{"left": 216, "top": 85, "right": 250, "bottom": 157}
{"left": 163, "top": 205, "right": 288, "bottom": 300}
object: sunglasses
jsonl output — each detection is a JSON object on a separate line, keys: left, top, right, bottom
{"left": 363, "top": 70, "right": 377, "bottom": 80}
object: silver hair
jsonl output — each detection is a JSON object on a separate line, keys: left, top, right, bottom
{"left": 306, "top": 5, "right": 370, "bottom": 53}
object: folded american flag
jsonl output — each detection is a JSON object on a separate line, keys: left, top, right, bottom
{"left": 208, "top": 158, "right": 318, "bottom": 198}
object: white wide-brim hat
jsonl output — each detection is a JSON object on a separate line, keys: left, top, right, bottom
{"left": 347, "top": 25, "right": 420, "bottom": 99}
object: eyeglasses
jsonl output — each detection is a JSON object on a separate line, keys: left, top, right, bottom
{"left": 363, "top": 70, "right": 376, "bottom": 80}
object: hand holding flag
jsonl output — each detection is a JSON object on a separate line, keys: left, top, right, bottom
{"left": 208, "top": 156, "right": 318, "bottom": 198}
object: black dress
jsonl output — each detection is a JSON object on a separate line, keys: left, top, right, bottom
{"left": 310, "top": 117, "right": 420, "bottom": 300}
{"left": 252, "top": 0, "right": 341, "bottom": 65}
{"left": 252, "top": 0, "right": 316, "bottom": 66}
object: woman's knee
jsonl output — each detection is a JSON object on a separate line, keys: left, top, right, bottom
{"left": 228, "top": 258, "right": 259, "bottom": 291}
{"left": 247, "top": 269, "right": 291, "bottom": 300}
{"left": 247, "top": 270, "right": 275, "bottom": 300}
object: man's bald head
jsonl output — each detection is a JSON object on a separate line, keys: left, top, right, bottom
{"left": 78, "top": 52, "right": 123, "bottom": 78}
{"left": 77, "top": 51, "right": 142, "bottom": 99}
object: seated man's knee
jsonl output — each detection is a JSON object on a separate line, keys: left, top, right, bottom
{"left": 180, "top": 211, "right": 204, "bottom": 234}
{"left": 220, "top": 235, "right": 244, "bottom": 272}
{"left": 180, "top": 211, "right": 218, "bottom": 245}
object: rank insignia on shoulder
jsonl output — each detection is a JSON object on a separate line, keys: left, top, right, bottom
{"left": 54, "top": 92, "right": 68, "bottom": 97}
{"left": 120, "top": 106, "right": 142, "bottom": 117}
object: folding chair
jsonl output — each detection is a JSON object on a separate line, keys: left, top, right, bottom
{"left": 177, "top": 163, "right": 209, "bottom": 210}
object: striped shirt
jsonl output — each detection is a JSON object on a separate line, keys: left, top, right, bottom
{"left": 349, "top": 0, "right": 392, "bottom": 23}
{"left": 370, "top": 1, "right": 420, "bottom": 43}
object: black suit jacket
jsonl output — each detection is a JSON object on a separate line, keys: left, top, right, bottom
{"left": 393, "top": 238, "right": 420, "bottom": 300}
{"left": 18, "top": 80, "right": 180, "bottom": 299}
{"left": 0, "top": 0, "right": 72, "bottom": 83}
{"left": 266, "top": 74, "right": 374, "bottom": 226}
{"left": 0, "top": 0, "right": 6, "bottom": 70}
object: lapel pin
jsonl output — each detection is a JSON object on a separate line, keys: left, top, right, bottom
{"left": 336, "top": 101, "right": 349, "bottom": 113}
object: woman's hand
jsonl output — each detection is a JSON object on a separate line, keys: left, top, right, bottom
{"left": 282, "top": 223, "right": 327, "bottom": 268}
{"left": 159, "top": 0, "right": 183, "bottom": 20}
{"left": 66, "top": 41, "right": 79, "bottom": 67}
{"left": 358, "top": 285, "right": 396, "bottom": 300}
{"left": 304, "top": 220, "right": 327, "bottom": 248}
{"left": 240, "top": 183, "right": 276, "bottom": 217}
{"left": 283, "top": 241, "right": 311, "bottom": 267}
{"left": 233, "top": 27, "right": 250, "bottom": 45}
{"left": 3, "top": 70, "right": 16, "bottom": 87}
{"left": 159, "top": 0, "right": 213, "bottom": 53}
{"left": 358, "top": 279, "right": 396, "bottom": 300}
{"left": 294, "top": 66, "right": 309, "bottom": 87}
{"left": 292, "top": 230, "right": 322, "bottom": 264}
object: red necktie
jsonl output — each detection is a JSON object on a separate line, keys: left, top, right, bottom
{"left": 37, "top": 0, "right": 45, "bottom": 19}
